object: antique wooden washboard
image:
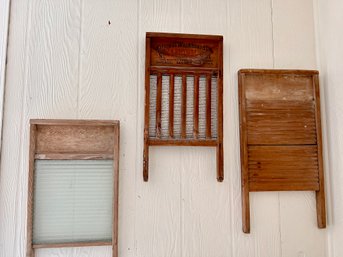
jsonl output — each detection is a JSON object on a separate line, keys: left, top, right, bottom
{"left": 238, "top": 69, "right": 326, "bottom": 233}
{"left": 143, "top": 33, "right": 223, "bottom": 182}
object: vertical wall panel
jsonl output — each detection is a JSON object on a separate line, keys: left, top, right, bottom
{"left": 228, "top": 0, "right": 282, "bottom": 256}
{"left": 0, "top": 0, "right": 81, "bottom": 257}
{"left": 316, "top": 0, "right": 343, "bottom": 256}
{"left": 25, "top": 0, "right": 80, "bottom": 118}
{"left": 135, "top": 1, "right": 182, "bottom": 257}
{"left": 78, "top": 0, "right": 138, "bottom": 256}
{"left": 273, "top": 0, "right": 327, "bottom": 256}
{"left": 273, "top": 0, "right": 317, "bottom": 69}
{"left": 0, "top": 0, "right": 10, "bottom": 153}
{"left": 180, "top": 1, "right": 232, "bottom": 257}
{"left": 25, "top": 1, "right": 81, "bottom": 256}
{"left": 0, "top": 0, "right": 31, "bottom": 255}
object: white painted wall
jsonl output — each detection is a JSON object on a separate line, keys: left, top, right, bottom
{"left": 315, "top": 0, "right": 343, "bottom": 256}
{"left": 0, "top": 0, "right": 327, "bottom": 257}
{"left": 0, "top": 0, "right": 11, "bottom": 151}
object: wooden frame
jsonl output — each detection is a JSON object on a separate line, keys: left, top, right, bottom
{"left": 27, "top": 119, "right": 120, "bottom": 257}
{"left": 238, "top": 69, "right": 326, "bottom": 233}
{"left": 143, "top": 32, "right": 224, "bottom": 182}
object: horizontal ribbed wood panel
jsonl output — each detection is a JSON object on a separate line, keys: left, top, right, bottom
{"left": 239, "top": 69, "right": 326, "bottom": 233}
{"left": 248, "top": 146, "right": 319, "bottom": 191}
{"left": 246, "top": 100, "right": 316, "bottom": 144}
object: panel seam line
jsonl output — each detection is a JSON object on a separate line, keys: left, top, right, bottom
{"left": 76, "top": 0, "right": 84, "bottom": 119}
{"left": 134, "top": 0, "right": 141, "bottom": 255}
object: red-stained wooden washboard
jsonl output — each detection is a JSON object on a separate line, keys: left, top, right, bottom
{"left": 143, "top": 32, "right": 223, "bottom": 182}
{"left": 238, "top": 69, "right": 326, "bottom": 233}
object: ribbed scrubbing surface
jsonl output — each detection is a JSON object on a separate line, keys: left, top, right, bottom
{"left": 149, "top": 74, "right": 218, "bottom": 139}
{"left": 33, "top": 160, "right": 113, "bottom": 244}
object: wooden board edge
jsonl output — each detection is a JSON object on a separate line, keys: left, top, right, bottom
{"left": 32, "top": 241, "right": 112, "bottom": 249}
{"left": 238, "top": 71, "right": 250, "bottom": 233}
{"left": 30, "top": 119, "right": 119, "bottom": 126}
{"left": 146, "top": 32, "right": 223, "bottom": 41}
{"left": 313, "top": 74, "right": 327, "bottom": 228}
{"left": 238, "top": 69, "right": 319, "bottom": 76}
{"left": 27, "top": 124, "right": 36, "bottom": 257}
{"left": 143, "top": 36, "right": 151, "bottom": 182}
{"left": 217, "top": 39, "right": 224, "bottom": 182}
{"left": 112, "top": 123, "right": 120, "bottom": 257}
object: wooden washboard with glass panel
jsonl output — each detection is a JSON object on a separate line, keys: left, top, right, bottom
{"left": 143, "top": 32, "right": 223, "bottom": 182}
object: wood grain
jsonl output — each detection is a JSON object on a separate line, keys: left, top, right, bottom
{"left": 112, "top": 123, "right": 120, "bottom": 257}
{"left": 143, "top": 37, "right": 151, "bottom": 181}
{"left": 33, "top": 241, "right": 112, "bottom": 249}
{"left": 205, "top": 74, "right": 212, "bottom": 139}
{"left": 35, "top": 125, "right": 115, "bottom": 154}
{"left": 244, "top": 74, "right": 314, "bottom": 101}
{"left": 27, "top": 120, "right": 120, "bottom": 257}
{"left": 156, "top": 73, "right": 162, "bottom": 138}
{"left": 313, "top": 74, "right": 326, "bottom": 228}
{"left": 27, "top": 125, "right": 37, "bottom": 257}
{"left": 216, "top": 40, "right": 224, "bottom": 182}
{"left": 239, "top": 69, "right": 325, "bottom": 234}
{"left": 144, "top": 32, "right": 223, "bottom": 182}
{"left": 181, "top": 74, "right": 187, "bottom": 139}
{"left": 35, "top": 153, "right": 114, "bottom": 160}
{"left": 148, "top": 139, "right": 216, "bottom": 146}
{"left": 193, "top": 75, "right": 199, "bottom": 138}
{"left": 246, "top": 100, "right": 317, "bottom": 144}
{"left": 169, "top": 74, "right": 174, "bottom": 138}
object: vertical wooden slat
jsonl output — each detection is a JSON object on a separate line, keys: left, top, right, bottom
{"left": 181, "top": 74, "right": 187, "bottom": 138}
{"left": 193, "top": 75, "right": 199, "bottom": 138}
{"left": 112, "top": 123, "right": 120, "bottom": 257}
{"left": 313, "top": 74, "right": 326, "bottom": 228}
{"left": 216, "top": 40, "right": 224, "bottom": 182}
{"left": 27, "top": 124, "right": 36, "bottom": 257}
{"left": 143, "top": 37, "right": 151, "bottom": 181}
{"left": 169, "top": 74, "right": 174, "bottom": 138}
{"left": 206, "top": 74, "right": 212, "bottom": 138}
{"left": 156, "top": 73, "right": 162, "bottom": 138}
{"left": 239, "top": 72, "right": 250, "bottom": 233}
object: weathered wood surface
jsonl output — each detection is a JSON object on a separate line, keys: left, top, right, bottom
{"left": 27, "top": 120, "right": 120, "bottom": 257}
{"left": 239, "top": 69, "right": 326, "bottom": 234}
